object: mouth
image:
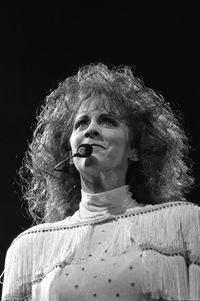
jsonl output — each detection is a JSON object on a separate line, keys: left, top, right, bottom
{"left": 90, "top": 143, "right": 106, "bottom": 149}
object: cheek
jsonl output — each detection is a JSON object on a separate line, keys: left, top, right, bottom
{"left": 112, "top": 141, "right": 130, "bottom": 159}
{"left": 69, "top": 134, "right": 78, "bottom": 153}
{"left": 69, "top": 130, "right": 82, "bottom": 149}
{"left": 109, "top": 130, "right": 130, "bottom": 150}
{"left": 106, "top": 141, "right": 130, "bottom": 164}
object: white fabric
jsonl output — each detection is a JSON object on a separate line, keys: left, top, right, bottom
{"left": 78, "top": 185, "right": 142, "bottom": 219}
{"left": 1, "top": 186, "right": 200, "bottom": 300}
{"left": 59, "top": 186, "right": 148, "bottom": 300}
{"left": 58, "top": 219, "right": 147, "bottom": 301}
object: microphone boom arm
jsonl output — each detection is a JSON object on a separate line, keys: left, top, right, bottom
{"left": 54, "top": 144, "right": 93, "bottom": 171}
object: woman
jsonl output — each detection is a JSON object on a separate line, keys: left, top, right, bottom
{"left": 1, "top": 63, "right": 200, "bottom": 301}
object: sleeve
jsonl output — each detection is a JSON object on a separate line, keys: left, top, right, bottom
{"left": 1, "top": 236, "right": 32, "bottom": 301}
{"left": 181, "top": 204, "right": 200, "bottom": 300}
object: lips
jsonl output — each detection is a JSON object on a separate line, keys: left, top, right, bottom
{"left": 90, "top": 143, "right": 105, "bottom": 149}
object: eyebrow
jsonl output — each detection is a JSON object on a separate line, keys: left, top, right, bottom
{"left": 74, "top": 112, "right": 119, "bottom": 121}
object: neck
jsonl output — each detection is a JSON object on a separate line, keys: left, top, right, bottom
{"left": 78, "top": 185, "right": 140, "bottom": 219}
{"left": 80, "top": 170, "right": 126, "bottom": 194}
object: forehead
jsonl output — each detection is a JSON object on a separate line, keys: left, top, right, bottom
{"left": 75, "top": 96, "right": 123, "bottom": 119}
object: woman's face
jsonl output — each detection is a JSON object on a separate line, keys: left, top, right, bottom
{"left": 70, "top": 97, "right": 133, "bottom": 177}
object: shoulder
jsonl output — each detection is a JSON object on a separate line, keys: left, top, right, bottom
{"left": 2, "top": 218, "right": 76, "bottom": 300}
{"left": 8, "top": 216, "right": 74, "bottom": 252}
{"left": 141, "top": 199, "right": 199, "bottom": 216}
{"left": 150, "top": 200, "right": 199, "bottom": 224}
{"left": 169, "top": 200, "right": 200, "bottom": 240}
{"left": 144, "top": 200, "right": 200, "bottom": 242}
{"left": 160, "top": 200, "right": 200, "bottom": 222}
{"left": 125, "top": 200, "right": 199, "bottom": 255}
{"left": 126, "top": 200, "right": 199, "bottom": 236}
{"left": 127, "top": 200, "right": 199, "bottom": 219}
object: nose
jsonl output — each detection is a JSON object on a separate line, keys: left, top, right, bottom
{"left": 84, "top": 122, "right": 100, "bottom": 139}
{"left": 85, "top": 128, "right": 100, "bottom": 138}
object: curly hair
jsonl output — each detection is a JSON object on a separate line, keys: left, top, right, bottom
{"left": 19, "top": 63, "right": 194, "bottom": 224}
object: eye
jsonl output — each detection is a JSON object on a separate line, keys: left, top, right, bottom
{"left": 100, "top": 116, "right": 118, "bottom": 126}
{"left": 74, "top": 118, "right": 89, "bottom": 129}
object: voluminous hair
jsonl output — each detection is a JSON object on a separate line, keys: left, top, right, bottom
{"left": 19, "top": 63, "right": 194, "bottom": 224}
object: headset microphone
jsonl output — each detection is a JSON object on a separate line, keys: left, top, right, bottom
{"left": 76, "top": 144, "right": 93, "bottom": 157}
{"left": 54, "top": 144, "right": 93, "bottom": 171}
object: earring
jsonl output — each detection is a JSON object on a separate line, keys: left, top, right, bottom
{"left": 69, "top": 151, "right": 74, "bottom": 165}
{"left": 129, "top": 148, "right": 139, "bottom": 162}
{"left": 69, "top": 158, "right": 74, "bottom": 165}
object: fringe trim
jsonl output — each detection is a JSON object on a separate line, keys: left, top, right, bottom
{"left": 2, "top": 222, "right": 94, "bottom": 300}
{"left": 2, "top": 201, "right": 200, "bottom": 301}
{"left": 141, "top": 250, "right": 189, "bottom": 300}
{"left": 189, "top": 264, "right": 200, "bottom": 300}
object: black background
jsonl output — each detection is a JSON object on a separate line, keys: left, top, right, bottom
{"left": 0, "top": 4, "right": 199, "bottom": 295}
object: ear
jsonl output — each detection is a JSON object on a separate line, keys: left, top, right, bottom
{"left": 128, "top": 148, "right": 139, "bottom": 162}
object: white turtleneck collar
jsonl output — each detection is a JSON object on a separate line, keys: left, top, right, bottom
{"left": 78, "top": 185, "right": 141, "bottom": 220}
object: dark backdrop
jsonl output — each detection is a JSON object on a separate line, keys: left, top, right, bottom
{"left": 0, "top": 4, "right": 199, "bottom": 296}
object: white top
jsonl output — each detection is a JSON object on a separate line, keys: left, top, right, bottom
{"left": 1, "top": 186, "right": 200, "bottom": 301}
{"left": 59, "top": 186, "right": 146, "bottom": 301}
{"left": 58, "top": 219, "right": 145, "bottom": 301}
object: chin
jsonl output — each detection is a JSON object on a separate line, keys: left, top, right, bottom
{"left": 77, "top": 156, "right": 111, "bottom": 171}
